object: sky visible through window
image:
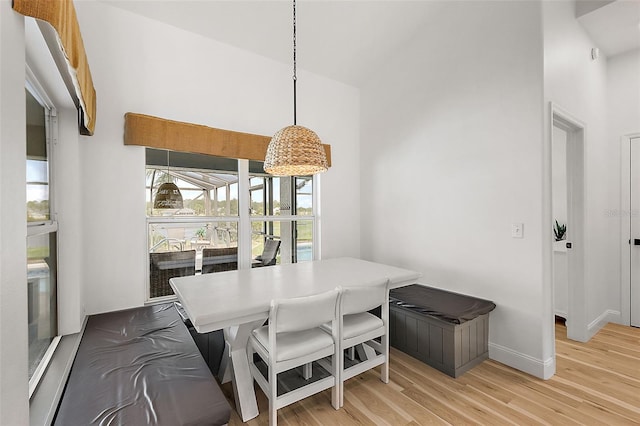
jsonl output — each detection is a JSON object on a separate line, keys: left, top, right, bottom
{"left": 27, "top": 159, "right": 48, "bottom": 201}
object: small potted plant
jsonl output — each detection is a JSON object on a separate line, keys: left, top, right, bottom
{"left": 553, "top": 220, "right": 566, "bottom": 241}
{"left": 195, "top": 227, "right": 207, "bottom": 240}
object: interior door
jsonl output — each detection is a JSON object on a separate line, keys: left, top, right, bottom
{"left": 552, "top": 125, "right": 569, "bottom": 319}
{"left": 631, "top": 137, "right": 640, "bottom": 327}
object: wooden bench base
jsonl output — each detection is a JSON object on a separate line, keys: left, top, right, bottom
{"left": 390, "top": 306, "right": 490, "bottom": 377}
{"left": 389, "top": 285, "right": 495, "bottom": 378}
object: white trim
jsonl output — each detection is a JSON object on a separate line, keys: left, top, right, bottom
{"left": 489, "top": 342, "right": 555, "bottom": 380}
{"left": 249, "top": 215, "right": 315, "bottom": 222}
{"left": 26, "top": 66, "right": 58, "bottom": 230}
{"left": 25, "top": 68, "right": 62, "bottom": 401}
{"left": 550, "top": 102, "right": 588, "bottom": 343}
{"left": 26, "top": 222, "right": 58, "bottom": 236}
{"left": 25, "top": 64, "right": 56, "bottom": 112}
{"left": 620, "top": 133, "right": 640, "bottom": 327}
{"left": 586, "top": 310, "right": 621, "bottom": 340}
{"left": 238, "top": 159, "right": 251, "bottom": 270}
{"left": 313, "top": 173, "right": 321, "bottom": 260}
{"left": 28, "top": 336, "right": 60, "bottom": 398}
{"left": 149, "top": 216, "right": 239, "bottom": 224}
{"left": 145, "top": 158, "right": 320, "bottom": 301}
{"left": 29, "top": 316, "right": 87, "bottom": 425}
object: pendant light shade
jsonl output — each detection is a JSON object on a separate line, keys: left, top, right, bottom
{"left": 264, "top": 125, "right": 328, "bottom": 176}
{"left": 154, "top": 182, "right": 184, "bottom": 209}
{"left": 264, "top": 0, "right": 328, "bottom": 176}
{"left": 153, "top": 150, "right": 184, "bottom": 209}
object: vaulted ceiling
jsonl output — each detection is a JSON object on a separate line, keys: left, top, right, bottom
{"left": 101, "top": 0, "right": 640, "bottom": 87}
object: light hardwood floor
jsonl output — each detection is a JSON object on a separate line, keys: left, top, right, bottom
{"left": 221, "top": 322, "right": 640, "bottom": 425}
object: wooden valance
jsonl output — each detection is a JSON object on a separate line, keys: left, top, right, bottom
{"left": 124, "top": 113, "right": 332, "bottom": 166}
{"left": 14, "top": 0, "right": 96, "bottom": 135}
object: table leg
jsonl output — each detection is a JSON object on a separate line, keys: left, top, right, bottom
{"left": 220, "top": 320, "right": 265, "bottom": 422}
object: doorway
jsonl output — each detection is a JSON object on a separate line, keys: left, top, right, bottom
{"left": 551, "top": 105, "right": 587, "bottom": 342}
{"left": 620, "top": 134, "right": 640, "bottom": 327}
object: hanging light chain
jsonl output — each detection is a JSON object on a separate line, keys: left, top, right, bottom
{"left": 292, "top": 0, "right": 297, "bottom": 125}
{"left": 166, "top": 150, "right": 170, "bottom": 182}
{"left": 264, "top": 0, "right": 329, "bottom": 176}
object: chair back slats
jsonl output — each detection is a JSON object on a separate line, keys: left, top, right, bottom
{"left": 249, "top": 287, "right": 342, "bottom": 424}
{"left": 202, "top": 247, "right": 238, "bottom": 274}
{"left": 341, "top": 279, "right": 389, "bottom": 316}
{"left": 259, "top": 239, "right": 281, "bottom": 266}
{"left": 274, "top": 288, "right": 340, "bottom": 334}
{"left": 149, "top": 250, "right": 196, "bottom": 298}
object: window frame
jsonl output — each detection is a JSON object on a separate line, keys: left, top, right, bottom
{"left": 145, "top": 155, "right": 321, "bottom": 303}
{"left": 26, "top": 66, "right": 60, "bottom": 398}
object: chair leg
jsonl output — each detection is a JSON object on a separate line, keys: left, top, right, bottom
{"left": 302, "top": 362, "right": 312, "bottom": 380}
{"left": 269, "top": 400, "right": 277, "bottom": 426}
{"left": 347, "top": 346, "right": 355, "bottom": 361}
{"left": 269, "top": 365, "right": 278, "bottom": 426}
{"left": 339, "top": 344, "right": 345, "bottom": 408}
{"left": 331, "top": 348, "right": 340, "bottom": 410}
{"left": 381, "top": 334, "right": 389, "bottom": 384}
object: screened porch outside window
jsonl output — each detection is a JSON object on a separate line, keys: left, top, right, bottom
{"left": 145, "top": 149, "right": 318, "bottom": 301}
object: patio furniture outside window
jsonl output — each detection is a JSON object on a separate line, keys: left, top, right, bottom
{"left": 145, "top": 150, "right": 318, "bottom": 301}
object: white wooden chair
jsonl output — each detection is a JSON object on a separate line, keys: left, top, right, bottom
{"left": 247, "top": 288, "right": 341, "bottom": 425}
{"left": 337, "top": 278, "right": 390, "bottom": 407}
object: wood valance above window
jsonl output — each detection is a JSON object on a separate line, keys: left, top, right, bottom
{"left": 124, "top": 113, "right": 332, "bottom": 166}
{"left": 14, "top": 0, "right": 96, "bottom": 135}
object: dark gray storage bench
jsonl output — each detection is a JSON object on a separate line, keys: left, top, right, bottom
{"left": 54, "top": 303, "right": 231, "bottom": 425}
{"left": 389, "top": 284, "right": 496, "bottom": 378}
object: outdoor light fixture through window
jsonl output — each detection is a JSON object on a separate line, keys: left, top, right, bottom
{"left": 153, "top": 150, "right": 183, "bottom": 209}
{"left": 264, "top": 0, "right": 328, "bottom": 176}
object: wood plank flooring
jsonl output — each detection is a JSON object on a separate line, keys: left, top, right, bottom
{"left": 221, "top": 322, "right": 640, "bottom": 425}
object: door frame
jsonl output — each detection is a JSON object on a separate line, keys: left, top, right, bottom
{"left": 620, "top": 133, "right": 640, "bottom": 326}
{"left": 550, "top": 103, "right": 588, "bottom": 342}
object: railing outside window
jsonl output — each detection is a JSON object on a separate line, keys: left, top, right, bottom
{"left": 145, "top": 150, "right": 318, "bottom": 302}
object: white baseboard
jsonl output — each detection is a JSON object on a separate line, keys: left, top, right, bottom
{"left": 554, "top": 310, "right": 568, "bottom": 319}
{"left": 487, "top": 310, "right": 620, "bottom": 381}
{"left": 586, "top": 309, "right": 620, "bottom": 340}
{"left": 489, "top": 342, "right": 555, "bottom": 380}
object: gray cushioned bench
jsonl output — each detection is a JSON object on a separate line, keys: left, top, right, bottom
{"left": 389, "top": 284, "right": 496, "bottom": 378}
{"left": 54, "top": 303, "right": 231, "bottom": 425}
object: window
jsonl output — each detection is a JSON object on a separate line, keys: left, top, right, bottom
{"left": 26, "top": 79, "right": 59, "bottom": 397}
{"left": 145, "top": 149, "right": 318, "bottom": 301}
{"left": 146, "top": 149, "right": 240, "bottom": 300}
{"left": 249, "top": 161, "right": 315, "bottom": 265}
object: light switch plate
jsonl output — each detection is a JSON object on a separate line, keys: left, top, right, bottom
{"left": 512, "top": 223, "right": 524, "bottom": 238}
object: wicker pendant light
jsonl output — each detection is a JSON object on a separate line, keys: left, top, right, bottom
{"left": 264, "top": 0, "right": 328, "bottom": 176}
{"left": 153, "top": 151, "right": 184, "bottom": 209}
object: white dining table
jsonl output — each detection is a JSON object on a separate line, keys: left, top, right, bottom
{"left": 170, "top": 257, "right": 421, "bottom": 422}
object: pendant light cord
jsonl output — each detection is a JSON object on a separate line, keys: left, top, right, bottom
{"left": 166, "top": 150, "right": 170, "bottom": 181}
{"left": 292, "top": 0, "right": 297, "bottom": 125}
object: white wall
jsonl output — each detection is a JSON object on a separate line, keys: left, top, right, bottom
{"left": 73, "top": 2, "right": 361, "bottom": 314}
{"left": 25, "top": 18, "right": 85, "bottom": 336}
{"left": 608, "top": 49, "right": 640, "bottom": 140}
{"left": 544, "top": 0, "right": 618, "bottom": 338}
{"left": 609, "top": 48, "right": 640, "bottom": 326}
{"left": 0, "top": 6, "right": 84, "bottom": 421}
{"left": 361, "top": 1, "right": 549, "bottom": 377}
{"left": 552, "top": 126, "right": 568, "bottom": 228}
{"left": 0, "top": 0, "right": 28, "bottom": 422}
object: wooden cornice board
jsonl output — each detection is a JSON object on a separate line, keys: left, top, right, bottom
{"left": 124, "top": 113, "right": 332, "bottom": 166}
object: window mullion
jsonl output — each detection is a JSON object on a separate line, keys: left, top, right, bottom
{"left": 237, "top": 159, "right": 252, "bottom": 270}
